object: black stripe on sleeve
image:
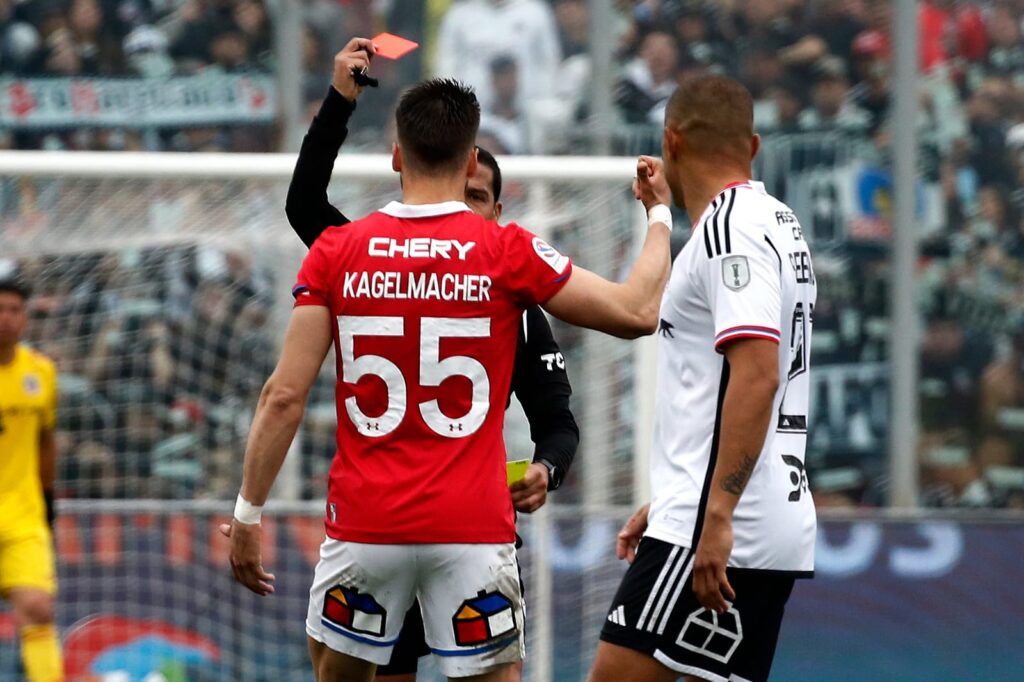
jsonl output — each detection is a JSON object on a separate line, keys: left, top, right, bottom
{"left": 704, "top": 197, "right": 724, "bottom": 257}
{"left": 722, "top": 189, "right": 736, "bottom": 254}
{"left": 702, "top": 199, "right": 718, "bottom": 258}
{"left": 764, "top": 234, "right": 783, "bottom": 271}
{"left": 691, "top": 359, "right": 731, "bottom": 550}
{"left": 711, "top": 199, "right": 723, "bottom": 256}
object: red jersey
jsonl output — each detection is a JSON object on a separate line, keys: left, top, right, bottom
{"left": 293, "top": 201, "right": 572, "bottom": 544}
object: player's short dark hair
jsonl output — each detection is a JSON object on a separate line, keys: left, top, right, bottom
{"left": 475, "top": 146, "right": 502, "bottom": 201}
{"left": 395, "top": 78, "right": 480, "bottom": 173}
{"left": 0, "top": 278, "right": 29, "bottom": 301}
{"left": 666, "top": 74, "right": 754, "bottom": 164}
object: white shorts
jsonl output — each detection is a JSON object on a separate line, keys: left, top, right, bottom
{"left": 305, "top": 539, "right": 525, "bottom": 678}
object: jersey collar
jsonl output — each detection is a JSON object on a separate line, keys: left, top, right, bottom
{"left": 378, "top": 201, "right": 472, "bottom": 218}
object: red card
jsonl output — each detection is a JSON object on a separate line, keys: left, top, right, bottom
{"left": 372, "top": 32, "right": 419, "bottom": 60}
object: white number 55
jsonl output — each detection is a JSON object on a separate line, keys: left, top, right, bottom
{"left": 338, "top": 315, "right": 491, "bottom": 438}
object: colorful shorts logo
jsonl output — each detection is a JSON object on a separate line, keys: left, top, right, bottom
{"left": 322, "top": 585, "right": 387, "bottom": 637}
{"left": 452, "top": 590, "right": 516, "bottom": 647}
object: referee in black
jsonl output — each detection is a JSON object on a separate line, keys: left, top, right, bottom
{"left": 285, "top": 38, "right": 579, "bottom": 682}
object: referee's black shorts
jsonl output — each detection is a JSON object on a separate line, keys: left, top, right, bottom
{"left": 600, "top": 537, "right": 795, "bottom": 682}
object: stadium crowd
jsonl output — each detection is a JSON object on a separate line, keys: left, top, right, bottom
{"left": 2, "top": 0, "right": 1024, "bottom": 508}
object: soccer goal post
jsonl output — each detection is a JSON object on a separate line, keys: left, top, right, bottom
{"left": 0, "top": 150, "right": 655, "bottom": 682}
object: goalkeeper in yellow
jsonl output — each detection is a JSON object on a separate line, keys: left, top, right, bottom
{"left": 0, "top": 278, "right": 62, "bottom": 682}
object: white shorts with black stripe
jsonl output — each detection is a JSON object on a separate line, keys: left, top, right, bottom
{"left": 600, "top": 537, "right": 796, "bottom": 682}
{"left": 306, "top": 538, "right": 525, "bottom": 677}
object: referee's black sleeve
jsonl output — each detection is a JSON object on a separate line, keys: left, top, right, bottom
{"left": 511, "top": 306, "right": 579, "bottom": 478}
{"left": 285, "top": 86, "right": 355, "bottom": 247}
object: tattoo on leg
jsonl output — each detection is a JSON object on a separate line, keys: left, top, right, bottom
{"left": 721, "top": 454, "right": 758, "bottom": 496}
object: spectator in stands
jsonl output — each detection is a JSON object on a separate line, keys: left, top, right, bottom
{"left": 799, "top": 55, "right": 870, "bottom": 132}
{"left": 554, "top": 0, "right": 587, "bottom": 58}
{"left": 233, "top": 0, "right": 271, "bottom": 68}
{"left": 672, "top": 6, "right": 729, "bottom": 73}
{"left": 481, "top": 55, "right": 528, "bottom": 154}
{"left": 848, "top": 29, "right": 891, "bottom": 133}
{"left": 435, "top": 0, "right": 562, "bottom": 112}
{"left": 966, "top": 84, "right": 1015, "bottom": 186}
{"left": 207, "top": 21, "right": 250, "bottom": 72}
{"left": 0, "top": 0, "right": 42, "bottom": 74}
{"left": 69, "top": 0, "right": 120, "bottom": 74}
{"left": 616, "top": 30, "right": 678, "bottom": 125}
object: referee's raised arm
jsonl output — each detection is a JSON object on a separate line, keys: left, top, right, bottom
{"left": 285, "top": 38, "right": 377, "bottom": 247}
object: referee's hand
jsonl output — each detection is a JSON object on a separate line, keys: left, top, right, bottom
{"left": 511, "top": 463, "right": 549, "bottom": 513}
{"left": 332, "top": 37, "right": 378, "bottom": 101}
{"left": 221, "top": 520, "right": 276, "bottom": 596}
{"left": 692, "top": 515, "right": 736, "bottom": 614}
{"left": 616, "top": 503, "right": 649, "bottom": 564}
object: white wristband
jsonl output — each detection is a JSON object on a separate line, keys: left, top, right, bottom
{"left": 647, "top": 204, "right": 673, "bottom": 232}
{"left": 234, "top": 494, "right": 263, "bottom": 525}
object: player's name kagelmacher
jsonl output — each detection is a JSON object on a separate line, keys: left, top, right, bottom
{"left": 342, "top": 270, "right": 493, "bottom": 303}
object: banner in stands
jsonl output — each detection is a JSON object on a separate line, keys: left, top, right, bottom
{"left": 0, "top": 513, "right": 1020, "bottom": 681}
{"left": 0, "top": 75, "right": 275, "bottom": 129}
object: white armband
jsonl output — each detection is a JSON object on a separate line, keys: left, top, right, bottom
{"left": 647, "top": 204, "right": 673, "bottom": 232}
{"left": 234, "top": 494, "right": 263, "bottom": 525}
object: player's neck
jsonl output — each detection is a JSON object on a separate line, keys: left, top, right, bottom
{"left": 682, "top": 164, "right": 751, "bottom": 226}
{"left": 399, "top": 175, "right": 468, "bottom": 206}
{"left": 0, "top": 343, "right": 16, "bottom": 365}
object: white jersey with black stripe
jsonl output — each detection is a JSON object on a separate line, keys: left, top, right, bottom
{"left": 645, "top": 180, "right": 816, "bottom": 574}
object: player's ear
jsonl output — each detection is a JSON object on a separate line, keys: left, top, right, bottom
{"left": 750, "top": 133, "right": 761, "bottom": 161}
{"left": 494, "top": 201, "right": 503, "bottom": 220}
{"left": 662, "top": 126, "right": 681, "bottom": 162}
{"left": 466, "top": 146, "right": 479, "bottom": 179}
{"left": 391, "top": 142, "right": 402, "bottom": 173}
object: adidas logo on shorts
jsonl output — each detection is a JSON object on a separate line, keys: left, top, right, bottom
{"left": 606, "top": 605, "right": 626, "bottom": 627}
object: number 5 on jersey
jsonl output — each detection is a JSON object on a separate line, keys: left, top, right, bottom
{"left": 339, "top": 316, "right": 491, "bottom": 438}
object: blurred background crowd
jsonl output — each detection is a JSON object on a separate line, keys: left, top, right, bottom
{"left": 3, "top": 0, "right": 1024, "bottom": 509}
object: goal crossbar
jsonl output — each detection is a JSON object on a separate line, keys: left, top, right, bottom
{"left": 0, "top": 151, "right": 637, "bottom": 182}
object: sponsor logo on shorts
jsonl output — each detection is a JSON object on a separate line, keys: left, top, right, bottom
{"left": 22, "top": 374, "right": 40, "bottom": 396}
{"left": 322, "top": 585, "right": 387, "bottom": 637}
{"left": 676, "top": 605, "right": 743, "bottom": 664}
{"left": 532, "top": 237, "right": 569, "bottom": 274}
{"left": 452, "top": 590, "right": 516, "bottom": 647}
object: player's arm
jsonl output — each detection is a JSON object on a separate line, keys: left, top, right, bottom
{"left": 542, "top": 157, "right": 673, "bottom": 339}
{"left": 284, "top": 38, "right": 376, "bottom": 246}
{"left": 510, "top": 306, "right": 580, "bottom": 513}
{"left": 39, "top": 363, "right": 58, "bottom": 528}
{"left": 39, "top": 428, "right": 57, "bottom": 528}
{"left": 693, "top": 338, "right": 778, "bottom": 612}
{"left": 691, "top": 215, "right": 784, "bottom": 613}
{"left": 222, "top": 305, "right": 333, "bottom": 596}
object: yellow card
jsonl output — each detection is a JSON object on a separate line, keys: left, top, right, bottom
{"left": 506, "top": 459, "right": 531, "bottom": 485}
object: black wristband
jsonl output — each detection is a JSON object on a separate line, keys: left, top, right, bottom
{"left": 43, "top": 490, "right": 55, "bottom": 528}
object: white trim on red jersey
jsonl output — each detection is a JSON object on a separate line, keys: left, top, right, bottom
{"left": 378, "top": 201, "right": 472, "bottom": 219}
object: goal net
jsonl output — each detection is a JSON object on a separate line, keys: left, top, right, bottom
{"left": 0, "top": 152, "right": 651, "bottom": 682}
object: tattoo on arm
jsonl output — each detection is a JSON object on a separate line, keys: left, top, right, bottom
{"left": 720, "top": 454, "right": 758, "bottom": 496}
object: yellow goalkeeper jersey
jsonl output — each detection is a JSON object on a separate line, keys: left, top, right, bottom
{"left": 0, "top": 344, "right": 57, "bottom": 534}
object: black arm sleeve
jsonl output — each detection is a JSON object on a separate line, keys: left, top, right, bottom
{"left": 510, "top": 306, "right": 580, "bottom": 477}
{"left": 285, "top": 86, "right": 355, "bottom": 247}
